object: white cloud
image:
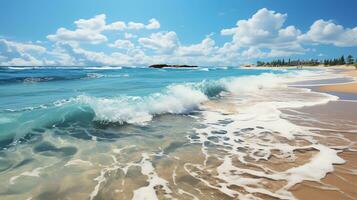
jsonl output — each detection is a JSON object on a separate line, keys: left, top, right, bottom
{"left": 75, "top": 14, "right": 106, "bottom": 30}
{"left": 127, "top": 22, "right": 145, "bottom": 30}
{"left": 4, "top": 9, "right": 357, "bottom": 67}
{"left": 47, "top": 14, "right": 161, "bottom": 44}
{"left": 177, "top": 37, "right": 216, "bottom": 56}
{"left": 146, "top": 18, "right": 160, "bottom": 30}
{"left": 220, "top": 8, "right": 305, "bottom": 58}
{"left": 47, "top": 27, "right": 108, "bottom": 44}
{"left": 6, "top": 57, "right": 43, "bottom": 66}
{"left": 278, "top": 26, "right": 301, "bottom": 42}
{"left": 0, "top": 39, "right": 46, "bottom": 54}
{"left": 299, "top": 19, "right": 357, "bottom": 47}
{"left": 106, "top": 21, "right": 127, "bottom": 30}
{"left": 0, "top": 39, "right": 50, "bottom": 66}
{"left": 139, "top": 31, "right": 179, "bottom": 53}
{"left": 56, "top": 43, "right": 154, "bottom": 66}
{"left": 124, "top": 32, "right": 137, "bottom": 39}
{"left": 47, "top": 14, "right": 108, "bottom": 44}
{"left": 241, "top": 47, "right": 267, "bottom": 58}
{"left": 108, "top": 39, "right": 134, "bottom": 49}
{"left": 221, "top": 8, "right": 288, "bottom": 46}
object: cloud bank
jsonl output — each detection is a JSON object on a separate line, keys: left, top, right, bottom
{"left": 1, "top": 8, "right": 356, "bottom": 66}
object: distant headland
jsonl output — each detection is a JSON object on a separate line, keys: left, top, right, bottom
{"left": 149, "top": 64, "right": 198, "bottom": 68}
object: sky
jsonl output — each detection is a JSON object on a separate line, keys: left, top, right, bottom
{"left": 0, "top": 0, "right": 357, "bottom": 66}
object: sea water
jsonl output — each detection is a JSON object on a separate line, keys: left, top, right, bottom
{"left": 0, "top": 66, "right": 353, "bottom": 199}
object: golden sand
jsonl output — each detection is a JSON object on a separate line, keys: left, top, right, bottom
{"left": 319, "top": 82, "right": 357, "bottom": 94}
{"left": 284, "top": 101, "right": 357, "bottom": 200}
{"left": 319, "top": 69, "right": 357, "bottom": 94}
{"left": 343, "top": 69, "right": 357, "bottom": 77}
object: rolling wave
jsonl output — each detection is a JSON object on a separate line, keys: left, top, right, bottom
{"left": 0, "top": 70, "right": 337, "bottom": 148}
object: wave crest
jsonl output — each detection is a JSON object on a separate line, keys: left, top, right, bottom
{"left": 77, "top": 84, "right": 208, "bottom": 125}
{"left": 75, "top": 70, "right": 337, "bottom": 125}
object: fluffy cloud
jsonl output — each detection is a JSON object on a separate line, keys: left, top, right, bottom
{"left": 0, "top": 39, "right": 49, "bottom": 66}
{"left": 221, "top": 8, "right": 288, "bottom": 46}
{"left": 3, "top": 9, "right": 356, "bottom": 67}
{"left": 108, "top": 39, "right": 134, "bottom": 49}
{"left": 127, "top": 22, "right": 145, "bottom": 30}
{"left": 47, "top": 14, "right": 108, "bottom": 44}
{"left": 0, "top": 39, "right": 46, "bottom": 54}
{"left": 146, "top": 18, "right": 160, "bottom": 30}
{"left": 299, "top": 19, "right": 357, "bottom": 47}
{"left": 220, "top": 8, "right": 305, "bottom": 57}
{"left": 177, "top": 37, "right": 216, "bottom": 56}
{"left": 75, "top": 14, "right": 107, "bottom": 30}
{"left": 138, "top": 31, "right": 179, "bottom": 53}
{"left": 55, "top": 43, "right": 154, "bottom": 66}
{"left": 47, "top": 15, "right": 161, "bottom": 44}
{"left": 106, "top": 21, "right": 126, "bottom": 30}
{"left": 107, "top": 18, "right": 160, "bottom": 30}
{"left": 124, "top": 32, "right": 137, "bottom": 39}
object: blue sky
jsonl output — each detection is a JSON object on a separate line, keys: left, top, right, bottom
{"left": 0, "top": 0, "right": 357, "bottom": 66}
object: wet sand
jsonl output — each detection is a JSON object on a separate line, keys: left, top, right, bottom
{"left": 283, "top": 101, "right": 357, "bottom": 200}
{"left": 319, "top": 69, "right": 357, "bottom": 94}
{"left": 319, "top": 82, "right": 357, "bottom": 94}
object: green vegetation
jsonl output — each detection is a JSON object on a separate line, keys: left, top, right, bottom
{"left": 257, "top": 59, "right": 319, "bottom": 67}
{"left": 347, "top": 55, "right": 354, "bottom": 65}
{"left": 257, "top": 55, "right": 356, "bottom": 67}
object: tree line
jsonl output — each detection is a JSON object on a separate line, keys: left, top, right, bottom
{"left": 256, "top": 55, "right": 357, "bottom": 67}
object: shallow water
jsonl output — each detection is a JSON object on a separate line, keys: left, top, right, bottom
{"left": 0, "top": 66, "right": 354, "bottom": 200}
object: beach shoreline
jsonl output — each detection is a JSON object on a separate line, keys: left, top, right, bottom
{"left": 243, "top": 65, "right": 356, "bottom": 70}
{"left": 246, "top": 65, "right": 357, "bottom": 94}
{"left": 319, "top": 69, "right": 357, "bottom": 94}
{"left": 284, "top": 68, "right": 357, "bottom": 199}
{"left": 284, "top": 101, "right": 357, "bottom": 200}
{"left": 1, "top": 66, "right": 356, "bottom": 200}
{"left": 241, "top": 66, "right": 357, "bottom": 199}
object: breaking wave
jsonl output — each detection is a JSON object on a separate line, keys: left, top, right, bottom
{"left": 0, "top": 70, "right": 339, "bottom": 148}
{"left": 75, "top": 70, "right": 336, "bottom": 125}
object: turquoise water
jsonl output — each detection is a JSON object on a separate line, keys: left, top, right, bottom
{"left": 0, "top": 66, "right": 286, "bottom": 146}
{"left": 3, "top": 66, "right": 348, "bottom": 200}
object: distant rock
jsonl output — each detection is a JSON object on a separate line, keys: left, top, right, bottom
{"left": 149, "top": 64, "right": 198, "bottom": 68}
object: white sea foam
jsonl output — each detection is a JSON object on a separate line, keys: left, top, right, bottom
{"left": 77, "top": 84, "right": 208, "bottom": 124}
{"left": 84, "top": 66, "right": 123, "bottom": 70}
{"left": 9, "top": 166, "right": 47, "bottom": 184}
{"left": 2, "top": 68, "right": 352, "bottom": 199}
{"left": 175, "top": 69, "right": 351, "bottom": 199}
{"left": 7, "top": 67, "right": 27, "bottom": 70}
{"left": 74, "top": 69, "right": 341, "bottom": 126}
{"left": 84, "top": 73, "right": 129, "bottom": 79}
{"left": 64, "top": 159, "right": 93, "bottom": 167}
{"left": 132, "top": 153, "right": 173, "bottom": 200}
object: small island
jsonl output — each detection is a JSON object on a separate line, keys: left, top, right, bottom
{"left": 149, "top": 64, "right": 198, "bottom": 68}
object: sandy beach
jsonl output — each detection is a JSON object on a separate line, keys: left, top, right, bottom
{"left": 238, "top": 66, "right": 357, "bottom": 199}
{"left": 286, "top": 67, "right": 357, "bottom": 199}
{"left": 284, "top": 101, "right": 357, "bottom": 200}
{"left": 319, "top": 69, "right": 357, "bottom": 94}
{"left": 247, "top": 65, "right": 357, "bottom": 93}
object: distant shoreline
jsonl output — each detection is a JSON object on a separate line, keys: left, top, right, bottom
{"left": 244, "top": 65, "right": 357, "bottom": 70}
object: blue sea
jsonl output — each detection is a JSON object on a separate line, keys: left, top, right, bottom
{"left": 0, "top": 66, "right": 287, "bottom": 143}
{"left": 0, "top": 66, "right": 351, "bottom": 200}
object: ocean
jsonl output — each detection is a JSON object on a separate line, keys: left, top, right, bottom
{"left": 0, "top": 66, "right": 352, "bottom": 199}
